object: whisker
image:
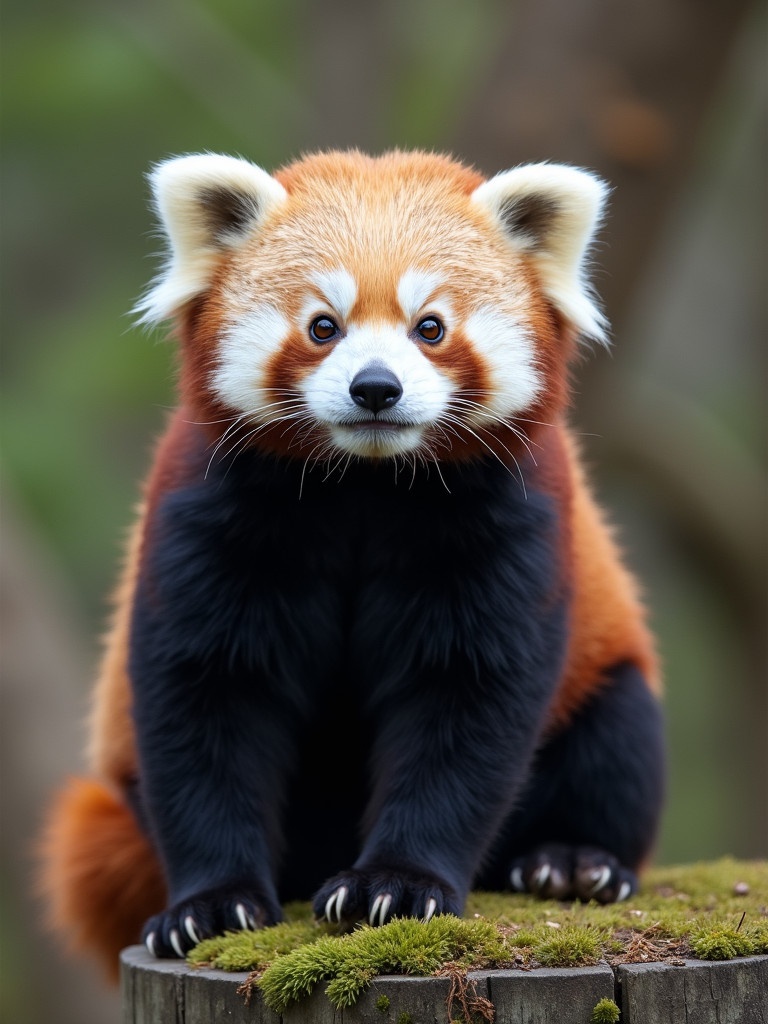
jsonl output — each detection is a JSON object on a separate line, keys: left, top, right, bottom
{"left": 430, "top": 423, "right": 455, "bottom": 454}
{"left": 513, "top": 416, "right": 557, "bottom": 430}
{"left": 298, "top": 439, "right": 337, "bottom": 498}
{"left": 278, "top": 413, "right": 317, "bottom": 440}
{"left": 445, "top": 401, "right": 539, "bottom": 467}
{"left": 287, "top": 420, "right": 316, "bottom": 449}
{"left": 323, "top": 448, "right": 348, "bottom": 483}
{"left": 336, "top": 452, "right": 354, "bottom": 484}
{"left": 205, "top": 407, "right": 315, "bottom": 479}
{"left": 447, "top": 398, "right": 546, "bottom": 456}
{"left": 205, "top": 416, "right": 250, "bottom": 478}
{"left": 429, "top": 449, "right": 451, "bottom": 494}
{"left": 299, "top": 443, "right": 325, "bottom": 500}
{"left": 219, "top": 425, "right": 264, "bottom": 469}
{"left": 439, "top": 414, "right": 527, "bottom": 498}
{"left": 183, "top": 414, "right": 242, "bottom": 427}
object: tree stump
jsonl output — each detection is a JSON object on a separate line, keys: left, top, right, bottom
{"left": 120, "top": 946, "right": 768, "bottom": 1023}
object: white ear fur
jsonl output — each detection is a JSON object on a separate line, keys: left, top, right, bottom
{"left": 134, "top": 153, "right": 287, "bottom": 325}
{"left": 471, "top": 163, "right": 609, "bottom": 342}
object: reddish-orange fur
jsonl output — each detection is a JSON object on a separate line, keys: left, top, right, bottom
{"left": 40, "top": 777, "right": 165, "bottom": 981}
{"left": 552, "top": 433, "right": 659, "bottom": 727}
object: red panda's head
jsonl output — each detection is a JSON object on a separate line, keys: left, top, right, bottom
{"left": 137, "top": 150, "right": 607, "bottom": 466}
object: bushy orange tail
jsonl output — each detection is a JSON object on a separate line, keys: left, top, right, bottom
{"left": 39, "top": 777, "right": 166, "bottom": 982}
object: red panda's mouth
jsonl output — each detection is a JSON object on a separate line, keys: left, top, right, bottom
{"left": 328, "top": 419, "right": 428, "bottom": 457}
{"left": 339, "top": 419, "right": 417, "bottom": 432}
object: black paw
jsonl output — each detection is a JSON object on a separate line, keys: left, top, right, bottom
{"left": 313, "top": 865, "right": 462, "bottom": 926}
{"left": 141, "top": 883, "right": 282, "bottom": 958}
{"left": 509, "top": 844, "right": 637, "bottom": 903}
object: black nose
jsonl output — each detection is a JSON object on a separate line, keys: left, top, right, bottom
{"left": 349, "top": 364, "right": 403, "bottom": 414}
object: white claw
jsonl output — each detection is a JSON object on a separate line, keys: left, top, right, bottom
{"left": 617, "top": 880, "right": 632, "bottom": 902}
{"left": 184, "top": 916, "right": 201, "bottom": 945}
{"left": 145, "top": 931, "right": 157, "bottom": 958}
{"left": 532, "top": 863, "right": 551, "bottom": 890}
{"left": 510, "top": 867, "right": 525, "bottom": 891}
{"left": 169, "top": 928, "right": 185, "bottom": 958}
{"left": 378, "top": 893, "right": 392, "bottom": 926}
{"left": 587, "top": 865, "right": 612, "bottom": 897}
{"left": 424, "top": 897, "right": 438, "bottom": 923}
{"left": 334, "top": 886, "right": 347, "bottom": 921}
{"left": 325, "top": 886, "right": 347, "bottom": 923}
{"left": 369, "top": 894, "right": 384, "bottom": 926}
{"left": 235, "top": 903, "right": 251, "bottom": 931}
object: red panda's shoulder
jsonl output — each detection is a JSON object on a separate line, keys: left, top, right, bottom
{"left": 550, "top": 430, "right": 660, "bottom": 728}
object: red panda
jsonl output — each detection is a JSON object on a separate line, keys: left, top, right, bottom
{"left": 41, "top": 150, "right": 663, "bottom": 981}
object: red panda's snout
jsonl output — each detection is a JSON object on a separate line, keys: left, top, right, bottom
{"left": 298, "top": 315, "right": 455, "bottom": 459}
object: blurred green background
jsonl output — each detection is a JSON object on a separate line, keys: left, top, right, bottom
{"left": 1, "top": 1, "right": 765, "bottom": 1021}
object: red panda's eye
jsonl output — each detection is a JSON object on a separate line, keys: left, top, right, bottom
{"left": 415, "top": 317, "right": 444, "bottom": 344}
{"left": 309, "top": 316, "right": 339, "bottom": 343}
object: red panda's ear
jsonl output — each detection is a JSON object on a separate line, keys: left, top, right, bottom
{"left": 134, "top": 154, "right": 287, "bottom": 326}
{"left": 471, "top": 164, "right": 609, "bottom": 343}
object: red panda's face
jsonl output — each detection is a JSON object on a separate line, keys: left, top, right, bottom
{"left": 138, "top": 151, "right": 607, "bottom": 465}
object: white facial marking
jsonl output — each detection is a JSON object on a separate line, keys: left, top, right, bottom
{"left": 300, "top": 322, "right": 453, "bottom": 458}
{"left": 397, "top": 268, "right": 445, "bottom": 322}
{"left": 312, "top": 268, "right": 357, "bottom": 321}
{"left": 463, "top": 306, "right": 542, "bottom": 421}
{"left": 617, "top": 880, "right": 632, "bottom": 902}
{"left": 212, "top": 305, "right": 290, "bottom": 416}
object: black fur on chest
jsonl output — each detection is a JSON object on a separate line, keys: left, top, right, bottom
{"left": 134, "top": 444, "right": 567, "bottom": 705}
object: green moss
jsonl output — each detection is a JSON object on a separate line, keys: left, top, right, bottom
{"left": 506, "top": 927, "right": 539, "bottom": 948}
{"left": 376, "top": 993, "right": 391, "bottom": 1012}
{"left": 186, "top": 858, "right": 768, "bottom": 1013}
{"left": 258, "top": 915, "right": 506, "bottom": 1011}
{"left": 187, "top": 919, "right": 324, "bottom": 972}
{"left": 534, "top": 925, "right": 602, "bottom": 967}
{"left": 591, "top": 997, "right": 621, "bottom": 1023}
{"left": 258, "top": 934, "right": 349, "bottom": 1011}
{"left": 691, "top": 927, "right": 756, "bottom": 960}
{"left": 396, "top": 1014, "right": 413, "bottom": 1024}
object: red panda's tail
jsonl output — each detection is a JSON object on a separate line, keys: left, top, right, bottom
{"left": 39, "top": 777, "right": 166, "bottom": 982}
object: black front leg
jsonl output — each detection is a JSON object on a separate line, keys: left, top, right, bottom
{"left": 130, "top": 613, "right": 298, "bottom": 957}
{"left": 127, "top": 450, "right": 348, "bottom": 957}
{"left": 311, "top": 463, "right": 570, "bottom": 926}
{"left": 314, "top": 645, "right": 563, "bottom": 925}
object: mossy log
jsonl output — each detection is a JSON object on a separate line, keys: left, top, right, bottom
{"left": 121, "top": 946, "right": 768, "bottom": 1023}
